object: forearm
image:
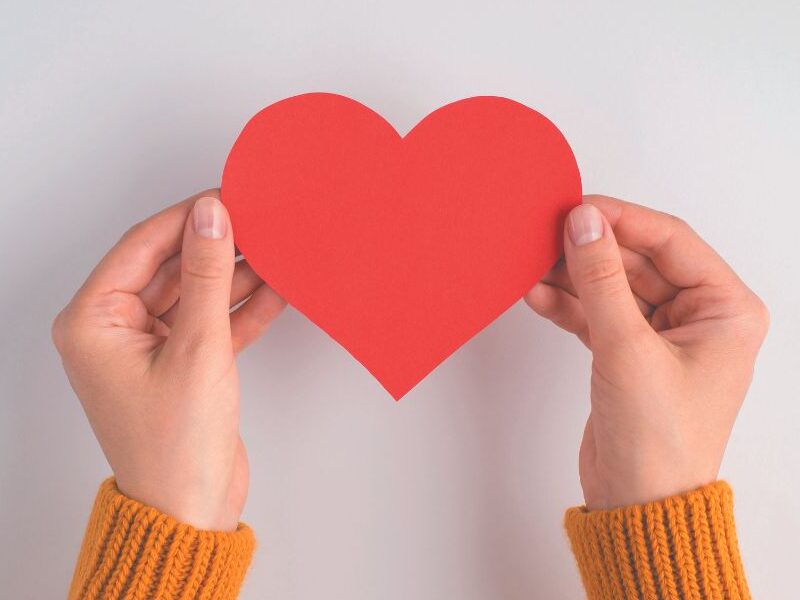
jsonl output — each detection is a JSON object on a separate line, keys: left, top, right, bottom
{"left": 565, "top": 481, "right": 750, "bottom": 599}
{"left": 68, "top": 479, "right": 255, "bottom": 600}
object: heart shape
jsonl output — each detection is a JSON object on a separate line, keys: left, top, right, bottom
{"left": 222, "top": 93, "right": 581, "bottom": 399}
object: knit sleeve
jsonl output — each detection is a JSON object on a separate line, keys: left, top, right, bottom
{"left": 564, "top": 481, "right": 750, "bottom": 600}
{"left": 68, "top": 478, "right": 255, "bottom": 600}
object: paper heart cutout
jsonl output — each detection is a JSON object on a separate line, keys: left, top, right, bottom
{"left": 222, "top": 93, "right": 581, "bottom": 399}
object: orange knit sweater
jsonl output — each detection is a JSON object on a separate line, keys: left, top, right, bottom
{"left": 69, "top": 478, "right": 749, "bottom": 599}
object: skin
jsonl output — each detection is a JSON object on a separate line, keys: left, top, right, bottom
{"left": 52, "top": 191, "right": 768, "bottom": 530}
{"left": 525, "top": 195, "right": 769, "bottom": 509}
{"left": 52, "top": 190, "right": 285, "bottom": 530}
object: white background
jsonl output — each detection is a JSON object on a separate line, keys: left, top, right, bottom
{"left": 1, "top": 1, "right": 799, "bottom": 598}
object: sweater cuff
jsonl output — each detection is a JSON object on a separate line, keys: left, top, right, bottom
{"left": 68, "top": 477, "right": 255, "bottom": 600}
{"left": 564, "top": 481, "right": 750, "bottom": 600}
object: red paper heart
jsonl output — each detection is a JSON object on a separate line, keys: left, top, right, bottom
{"left": 222, "top": 93, "right": 581, "bottom": 399}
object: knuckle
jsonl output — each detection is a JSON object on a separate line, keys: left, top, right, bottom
{"left": 50, "top": 309, "right": 67, "bottom": 351}
{"left": 668, "top": 214, "right": 689, "bottom": 230}
{"left": 656, "top": 211, "right": 694, "bottom": 236}
{"left": 580, "top": 257, "right": 625, "bottom": 287}
{"left": 97, "top": 291, "right": 146, "bottom": 325}
{"left": 51, "top": 304, "right": 84, "bottom": 354}
{"left": 655, "top": 209, "right": 687, "bottom": 229}
{"left": 746, "top": 293, "right": 770, "bottom": 336}
{"left": 120, "top": 219, "right": 148, "bottom": 242}
{"left": 121, "top": 220, "right": 159, "bottom": 255}
{"left": 183, "top": 253, "right": 227, "bottom": 283}
{"left": 670, "top": 215, "right": 699, "bottom": 239}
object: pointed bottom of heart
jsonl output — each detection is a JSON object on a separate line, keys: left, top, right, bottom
{"left": 289, "top": 291, "right": 533, "bottom": 401}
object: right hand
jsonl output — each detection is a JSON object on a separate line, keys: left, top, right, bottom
{"left": 52, "top": 190, "right": 285, "bottom": 530}
{"left": 525, "top": 195, "right": 769, "bottom": 510}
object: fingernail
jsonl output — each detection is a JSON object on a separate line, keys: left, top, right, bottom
{"left": 193, "top": 196, "right": 227, "bottom": 239}
{"left": 568, "top": 204, "right": 604, "bottom": 246}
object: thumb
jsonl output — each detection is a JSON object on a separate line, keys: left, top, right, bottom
{"left": 564, "top": 203, "right": 648, "bottom": 349}
{"left": 166, "top": 194, "right": 235, "bottom": 358}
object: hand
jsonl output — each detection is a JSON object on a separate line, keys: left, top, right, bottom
{"left": 525, "top": 196, "right": 768, "bottom": 510}
{"left": 52, "top": 190, "right": 285, "bottom": 530}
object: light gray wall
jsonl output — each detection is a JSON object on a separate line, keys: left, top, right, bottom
{"left": 1, "top": 1, "right": 798, "bottom": 598}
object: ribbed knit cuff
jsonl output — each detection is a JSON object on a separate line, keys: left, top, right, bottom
{"left": 68, "top": 478, "right": 256, "bottom": 600}
{"left": 564, "top": 481, "right": 750, "bottom": 600}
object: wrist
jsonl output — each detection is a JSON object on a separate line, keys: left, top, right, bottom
{"left": 115, "top": 476, "right": 241, "bottom": 531}
{"left": 583, "top": 469, "right": 721, "bottom": 511}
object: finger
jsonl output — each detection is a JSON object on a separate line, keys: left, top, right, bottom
{"left": 138, "top": 253, "right": 182, "bottom": 316}
{"left": 147, "top": 258, "right": 262, "bottom": 325}
{"left": 649, "top": 300, "right": 674, "bottom": 332}
{"left": 540, "top": 260, "right": 577, "bottom": 295}
{"left": 80, "top": 190, "right": 217, "bottom": 296}
{"left": 542, "top": 258, "right": 655, "bottom": 318}
{"left": 230, "top": 284, "right": 287, "bottom": 354}
{"left": 543, "top": 247, "right": 679, "bottom": 309}
{"left": 584, "top": 195, "right": 738, "bottom": 288}
{"left": 524, "top": 281, "right": 590, "bottom": 346}
{"left": 563, "top": 203, "right": 651, "bottom": 349}
{"left": 161, "top": 194, "right": 235, "bottom": 361}
{"left": 650, "top": 284, "right": 745, "bottom": 339}
{"left": 634, "top": 293, "right": 654, "bottom": 321}
{"left": 149, "top": 316, "right": 171, "bottom": 337}
{"left": 619, "top": 246, "right": 680, "bottom": 307}
{"left": 228, "top": 261, "right": 263, "bottom": 307}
